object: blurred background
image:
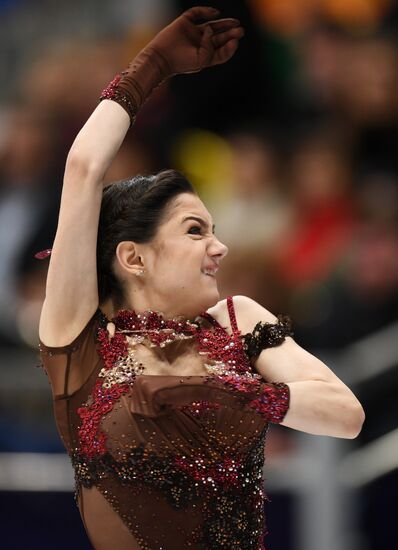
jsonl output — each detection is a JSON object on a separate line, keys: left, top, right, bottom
{"left": 0, "top": 0, "right": 397, "bottom": 548}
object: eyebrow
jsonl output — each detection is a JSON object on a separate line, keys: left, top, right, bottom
{"left": 182, "top": 216, "right": 215, "bottom": 233}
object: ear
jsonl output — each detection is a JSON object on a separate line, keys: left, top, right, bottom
{"left": 115, "top": 241, "right": 145, "bottom": 276}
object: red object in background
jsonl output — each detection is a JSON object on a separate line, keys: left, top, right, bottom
{"left": 273, "top": 198, "right": 355, "bottom": 286}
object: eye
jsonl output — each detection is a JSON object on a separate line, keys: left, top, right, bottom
{"left": 188, "top": 225, "right": 202, "bottom": 235}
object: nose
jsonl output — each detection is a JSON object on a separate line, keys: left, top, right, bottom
{"left": 209, "top": 235, "right": 229, "bottom": 261}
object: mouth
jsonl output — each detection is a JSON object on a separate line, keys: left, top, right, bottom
{"left": 201, "top": 269, "right": 217, "bottom": 278}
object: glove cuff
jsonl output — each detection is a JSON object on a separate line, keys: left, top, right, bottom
{"left": 99, "top": 47, "right": 172, "bottom": 127}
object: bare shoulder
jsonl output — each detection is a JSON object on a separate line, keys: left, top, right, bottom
{"left": 206, "top": 295, "right": 278, "bottom": 335}
{"left": 206, "top": 298, "right": 229, "bottom": 329}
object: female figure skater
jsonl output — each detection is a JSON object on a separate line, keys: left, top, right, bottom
{"left": 38, "top": 6, "right": 365, "bottom": 549}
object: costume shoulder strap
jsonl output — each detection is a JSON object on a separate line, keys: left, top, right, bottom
{"left": 227, "top": 295, "right": 240, "bottom": 337}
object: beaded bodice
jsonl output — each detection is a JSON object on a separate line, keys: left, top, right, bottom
{"left": 38, "top": 296, "right": 293, "bottom": 550}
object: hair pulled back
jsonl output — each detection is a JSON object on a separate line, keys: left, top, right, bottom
{"left": 97, "top": 168, "right": 196, "bottom": 307}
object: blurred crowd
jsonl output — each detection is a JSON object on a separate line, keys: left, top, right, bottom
{"left": 0, "top": 0, "right": 397, "bottom": 353}
{"left": 0, "top": 3, "right": 396, "bottom": 547}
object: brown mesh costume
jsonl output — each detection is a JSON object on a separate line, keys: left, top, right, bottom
{"left": 38, "top": 296, "right": 293, "bottom": 549}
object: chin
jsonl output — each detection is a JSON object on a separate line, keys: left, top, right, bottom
{"left": 200, "top": 287, "right": 220, "bottom": 311}
{"left": 175, "top": 282, "right": 220, "bottom": 317}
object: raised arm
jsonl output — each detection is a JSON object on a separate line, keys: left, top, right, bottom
{"left": 39, "top": 6, "right": 245, "bottom": 346}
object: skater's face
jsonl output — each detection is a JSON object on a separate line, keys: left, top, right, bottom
{"left": 114, "top": 193, "right": 229, "bottom": 318}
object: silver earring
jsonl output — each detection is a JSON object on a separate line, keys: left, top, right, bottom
{"left": 137, "top": 269, "right": 145, "bottom": 276}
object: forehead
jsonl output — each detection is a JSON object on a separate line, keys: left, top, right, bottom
{"left": 166, "top": 193, "right": 212, "bottom": 223}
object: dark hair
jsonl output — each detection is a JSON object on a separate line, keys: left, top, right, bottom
{"left": 97, "top": 168, "right": 196, "bottom": 307}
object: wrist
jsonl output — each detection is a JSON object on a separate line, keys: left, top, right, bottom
{"left": 124, "top": 46, "right": 172, "bottom": 101}
{"left": 143, "top": 44, "right": 174, "bottom": 79}
{"left": 99, "top": 47, "right": 172, "bottom": 127}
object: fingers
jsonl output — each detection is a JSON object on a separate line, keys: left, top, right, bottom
{"left": 212, "top": 39, "right": 240, "bottom": 66}
{"left": 183, "top": 6, "right": 220, "bottom": 23}
{"left": 211, "top": 26, "right": 245, "bottom": 49}
{"left": 205, "top": 17, "right": 241, "bottom": 33}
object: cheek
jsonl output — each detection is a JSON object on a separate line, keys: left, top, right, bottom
{"left": 151, "top": 239, "right": 205, "bottom": 276}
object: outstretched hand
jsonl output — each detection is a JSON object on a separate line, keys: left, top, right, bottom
{"left": 146, "top": 6, "right": 245, "bottom": 75}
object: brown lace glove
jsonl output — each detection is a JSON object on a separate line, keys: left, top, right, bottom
{"left": 100, "top": 6, "right": 245, "bottom": 125}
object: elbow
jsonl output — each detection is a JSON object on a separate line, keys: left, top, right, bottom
{"left": 65, "top": 151, "right": 104, "bottom": 182}
{"left": 346, "top": 403, "right": 366, "bottom": 439}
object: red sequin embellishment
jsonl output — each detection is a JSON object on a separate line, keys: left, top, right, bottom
{"left": 100, "top": 73, "right": 122, "bottom": 100}
{"left": 114, "top": 309, "right": 199, "bottom": 347}
{"left": 76, "top": 325, "right": 131, "bottom": 457}
{"left": 209, "top": 372, "right": 290, "bottom": 423}
{"left": 174, "top": 453, "right": 243, "bottom": 489}
{"left": 248, "top": 382, "right": 290, "bottom": 423}
{"left": 77, "top": 380, "right": 129, "bottom": 458}
{"left": 97, "top": 327, "right": 128, "bottom": 369}
{"left": 34, "top": 248, "right": 52, "bottom": 259}
{"left": 196, "top": 323, "right": 251, "bottom": 375}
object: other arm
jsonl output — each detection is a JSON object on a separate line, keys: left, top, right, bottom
{"left": 234, "top": 295, "right": 365, "bottom": 439}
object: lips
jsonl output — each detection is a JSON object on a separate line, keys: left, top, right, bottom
{"left": 201, "top": 264, "right": 219, "bottom": 277}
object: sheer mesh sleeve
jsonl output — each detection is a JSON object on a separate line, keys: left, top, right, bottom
{"left": 241, "top": 314, "right": 294, "bottom": 364}
{"left": 37, "top": 309, "right": 108, "bottom": 398}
